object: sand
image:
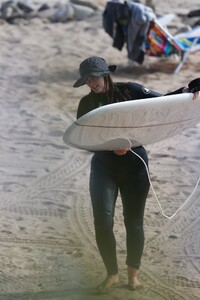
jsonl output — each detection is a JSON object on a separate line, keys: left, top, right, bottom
{"left": 0, "top": 0, "right": 200, "bottom": 299}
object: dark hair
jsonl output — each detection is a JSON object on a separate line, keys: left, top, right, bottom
{"left": 105, "top": 75, "right": 116, "bottom": 104}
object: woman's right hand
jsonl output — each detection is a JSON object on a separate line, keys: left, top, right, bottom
{"left": 114, "top": 148, "right": 130, "bottom": 156}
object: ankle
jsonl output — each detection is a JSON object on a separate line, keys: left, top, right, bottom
{"left": 127, "top": 266, "right": 139, "bottom": 278}
{"left": 127, "top": 267, "right": 142, "bottom": 290}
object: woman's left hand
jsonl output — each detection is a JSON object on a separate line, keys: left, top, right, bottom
{"left": 192, "top": 91, "right": 200, "bottom": 100}
{"left": 188, "top": 78, "right": 200, "bottom": 99}
{"left": 182, "top": 87, "right": 199, "bottom": 100}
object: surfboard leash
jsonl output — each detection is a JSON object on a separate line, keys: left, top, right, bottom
{"left": 129, "top": 148, "right": 200, "bottom": 219}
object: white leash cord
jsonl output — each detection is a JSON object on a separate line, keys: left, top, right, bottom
{"left": 130, "top": 149, "right": 200, "bottom": 219}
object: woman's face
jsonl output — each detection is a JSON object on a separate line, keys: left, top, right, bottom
{"left": 86, "top": 76, "right": 107, "bottom": 93}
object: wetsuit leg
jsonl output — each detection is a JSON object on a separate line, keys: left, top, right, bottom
{"left": 89, "top": 155, "right": 118, "bottom": 275}
{"left": 120, "top": 151, "right": 150, "bottom": 269}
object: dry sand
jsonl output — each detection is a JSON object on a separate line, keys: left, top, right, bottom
{"left": 0, "top": 0, "right": 200, "bottom": 299}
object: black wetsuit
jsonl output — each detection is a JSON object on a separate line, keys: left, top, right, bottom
{"left": 77, "top": 82, "right": 161, "bottom": 275}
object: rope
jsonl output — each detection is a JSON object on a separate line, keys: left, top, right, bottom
{"left": 129, "top": 148, "right": 200, "bottom": 219}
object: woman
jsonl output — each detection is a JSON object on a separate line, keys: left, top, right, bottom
{"left": 73, "top": 56, "right": 200, "bottom": 291}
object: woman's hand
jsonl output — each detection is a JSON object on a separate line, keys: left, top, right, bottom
{"left": 182, "top": 86, "right": 200, "bottom": 100}
{"left": 114, "top": 148, "right": 130, "bottom": 156}
{"left": 187, "top": 78, "right": 200, "bottom": 99}
{"left": 192, "top": 91, "right": 200, "bottom": 100}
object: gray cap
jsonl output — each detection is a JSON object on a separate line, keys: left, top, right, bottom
{"left": 73, "top": 56, "right": 117, "bottom": 88}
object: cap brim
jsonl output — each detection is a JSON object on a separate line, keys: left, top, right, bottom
{"left": 73, "top": 65, "right": 117, "bottom": 88}
{"left": 73, "top": 78, "right": 86, "bottom": 88}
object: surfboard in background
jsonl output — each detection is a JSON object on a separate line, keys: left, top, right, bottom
{"left": 63, "top": 93, "right": 200, "bottom": 151}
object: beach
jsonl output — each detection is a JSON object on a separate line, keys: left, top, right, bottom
{"left": 0, "top": 0, "right": 200, "bottom": 299}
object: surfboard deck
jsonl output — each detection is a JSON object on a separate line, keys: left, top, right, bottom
{"left": 63, "top": 93, "right": 200, "bottom": 151}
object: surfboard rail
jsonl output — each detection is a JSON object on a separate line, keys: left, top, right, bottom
{"left": 63, "top": 93, "right": 200, "bottom": 151}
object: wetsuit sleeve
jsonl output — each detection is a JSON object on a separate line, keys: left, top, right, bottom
{"left": 126, "top": 82, "right": 162, "bottom": 99}
{"left": 164, "top": 87, "right": 184, "bottom": 96}
{"left": 127, "top": 82, "right": 195, "bottom": 98}
{"left": 165, "top": 78, "right": 200, "bottom": 95}
{"left": 76, "top": 94, "right": 95, "bottom": 119}
{"left": 76, "top": 97, "right": 87, "bottom": 119}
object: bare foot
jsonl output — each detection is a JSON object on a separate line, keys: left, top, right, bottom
{"left": 97, "top": 274, "right": 119, "bottom": 292}
{"left": 128, "top": 276, "right": 142, "bottom": 290}
{"left": 127, "top": 267, "right": 142, "bottom": 290}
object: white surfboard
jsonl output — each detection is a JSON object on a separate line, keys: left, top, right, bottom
{"left": 63, "top": 93, "right": 200, "bottom": 151}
